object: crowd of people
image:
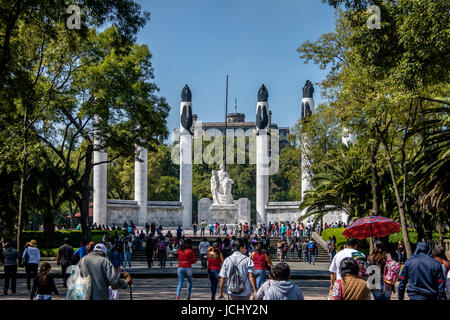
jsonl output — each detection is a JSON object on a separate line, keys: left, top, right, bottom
{"left": 1, "top": 220, "right": 449, "bottom": 301}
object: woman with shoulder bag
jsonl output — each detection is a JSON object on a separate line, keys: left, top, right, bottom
{"left": 207, "top": 243, "right": 223, "bottom": 300}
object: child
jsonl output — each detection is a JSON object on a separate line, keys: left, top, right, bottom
{"left": 31, "top": 262, "right": 59, "bottom": 300}
{"left": 112, "top": 248, "right": 122, "bottom": 275}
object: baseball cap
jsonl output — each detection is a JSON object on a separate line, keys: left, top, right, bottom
{"left": 93, "top": 243, "right": 107, "bottom": 255}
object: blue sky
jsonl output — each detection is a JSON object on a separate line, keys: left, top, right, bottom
{"left": 135, "top": 0, "right": 337, "bottom": 139}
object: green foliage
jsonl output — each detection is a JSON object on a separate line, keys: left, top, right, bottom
{"left": 321, "top": 228, "right": 347, "bottom": 250}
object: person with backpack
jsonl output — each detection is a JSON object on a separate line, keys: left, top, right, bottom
{"left": 329, "top": 258, "right": 371, "bottom": 300}
{"left": 307, "top": 239, "right": 316, "bottom": 264}
{"left": 30, "top": 262, "right": 59, "bottom": 300}
{"left": 176, "top": 239, "right": 197, "bottom": 300}
{"left": 22, "top": 239, "right": 41, "bottom": 291}
{"left": 329, "top": 237, "right": 365, "bottom": 295}
{"left": 250, "top": 242, "right": 273, "bottom": 289}
{"left": 207, "top": 243, "right": 224, "bottom": 300}
{"left": 263, "top": 262, "right": 304, "bottom": 300}
{"left": 111, "top": 247, "right": 122, "bottom": 275}
{"left": 57, "top": 238, "right": 74, "bottom": 288}
{"left": 368, "top": 241, "right": 393, "bottom": 300}
{"left": 398, "top": 241, "right": 447, "bottom": 300}
{"left": 78, "top": 243, "right": 132, "bottom": 300}
{"left": 218, "top": 238, "right": 258, "bottom": 300}
{"left": 157, "top": 236, "right": 168, "bottom": 268}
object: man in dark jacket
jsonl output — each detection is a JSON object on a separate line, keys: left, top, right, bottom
{"left": 398, "top": 242, "right": 446, "bottom": 300}
{"left": 2, "top": 241, "right": 20, "bottom": 295}
{"left": 57, "top": 238, "right": 74, "bottom": 288}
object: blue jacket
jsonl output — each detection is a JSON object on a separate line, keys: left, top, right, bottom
{"left": 398, "top": 242, "right": 446, "bottom": 300}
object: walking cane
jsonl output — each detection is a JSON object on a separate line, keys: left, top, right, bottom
{"left": 129, "top": 283, "right": 133, "bottom": 301}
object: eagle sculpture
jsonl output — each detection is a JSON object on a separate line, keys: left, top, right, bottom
{"left": 256, "top": 104, "right": 269, "bottom": 135}
{"left": 180, "top": 104, "right": 193, "bottom": 135}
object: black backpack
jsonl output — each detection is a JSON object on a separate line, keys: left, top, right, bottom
{"left": 227, "top": 256, "right": 247, "bottom": 294}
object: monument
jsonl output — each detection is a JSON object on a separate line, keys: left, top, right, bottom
{"left": 198, "top": 166, "right": 251, "bottom": 225}
{"left": 256, "top": 84, "right": 270, "bottom": 224}
{"left": 180, "top": 85, "right": 193, "bottom": 228}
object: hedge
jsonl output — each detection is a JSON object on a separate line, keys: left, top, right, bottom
{"left": 321, "top": 228, "right": 450, "bottom": 255}
{"left": 21, "top": 230, "right": 126, "bottom": 249}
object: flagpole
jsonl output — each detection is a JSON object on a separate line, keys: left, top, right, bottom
{"left": 224, "top": 75, "right": 228, "bottom": 171}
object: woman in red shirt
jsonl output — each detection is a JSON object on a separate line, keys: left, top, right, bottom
{"left": 251, "top": 242, "right": 273, "bottom": 289}
{"left": 176, "top": 239, "right": 197, "bottom": 300}
{"left": 207, "top": 243, "right": 224, "bottom": 300}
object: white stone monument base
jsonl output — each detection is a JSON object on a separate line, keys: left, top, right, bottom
{"left": 198, "top": 198, "right": 251, "bottom": 225}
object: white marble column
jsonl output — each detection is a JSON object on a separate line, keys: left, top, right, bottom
{"left": 93, "top": 117, "right": 107, "bottom": 226}
{"left": 256, "top": 85, "right": 270, "bottom": 224}
{"left": 135, "top": 146, "right": 148, "bottom": 226}
{"left": 300, "top": 81, "right": 315, "bottom": 206}
{"left": 180, "top": 85, "right": 193, "bottom": 228}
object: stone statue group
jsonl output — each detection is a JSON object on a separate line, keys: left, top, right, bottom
{"left": 211, "top": 165, "right": 234, "bottom": 205}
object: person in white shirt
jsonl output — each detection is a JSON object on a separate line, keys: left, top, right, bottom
{"left": 329, "top": 237, "right": 364, "bottom": 294}
{"left": 218, "top": 239, "right": 257, "bottom": 300}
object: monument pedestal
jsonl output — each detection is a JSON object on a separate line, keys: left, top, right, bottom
{"left": 198, "top": 198, "right": 251, "bottom": 225}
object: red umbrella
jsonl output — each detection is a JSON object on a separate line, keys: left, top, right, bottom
{"left": 342, "top": 216, "right": 401, "bottom": 239}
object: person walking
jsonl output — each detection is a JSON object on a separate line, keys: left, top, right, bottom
{"left": 73, "top": 239, "right": 88, "bottom": 262}
{"left": 250, "top": 242, "right": 273, "bottom": 289}
{"left": 192, "top": 223, "right": 198, "bottom": 237}
{"left": 277, "top": 240, "right": 283, "bottom": 262}
{"left": 368, "top": 241, "right": 393, "bottom": 300}
{"left": 176, "top": 226, "right": 183, "bottom": 242}
{"left": 398, "top": 242, "right": 447, "bottom": 300}
{"left": 2, "top": 241, "right": 20, "bottom": 295}
{"left": 207, "top": 243, "right": 223, "bottom": 300}
{"left": 329, "top": 258, "right": 371, "bottom": 300}
{"left": 200, "top": 220, "right": 207, "bottom": 236}
{"left": 218, "top": 238, "right": 258, "bottom": 300}
{"left": 263, "top": 262, "right": 304, "bottom": 300}
{"left": 301, "top": 240, "right": 308, "bottom": 263}
{"left": 157, "top": 236, "right": 168, "bottom": 269}
{"left": 123, "top": 237, "right": 132, "bottom": 269}
{"left": 30, "top": 262, "right": 59, "bottom": 300}
{"left": 329, "top": 237, "right": 365, "bottom": 295}
{"left": 295, "top": 239, "right": 302, "bottom": 261}
{"left": 221, "top": 238, "right": 233, "bottom": 260}
{"left": 432, "top": 246, "right": 450, "bottom": 277}
{"left": 198, "top": 237, "right": 210, "bottom": 270}
{"left": 176, "top": 239, "right": 197, "bottom": 300}
{"left": 145, "top": 235, "right": 154, "bottom": 268}
{"left": 328, "top": 241, "right": 337, "bottom": 264}
{"left": 396, "top": 241, "right": 406, "bottom": 264}
{"left": 57, "top": 238, "right": 74, "bottom": 288}
{"left": 111, "top": 247, "right": 122, "bottom": 275}
{"left": 79, "top": 243, "right": 132, "bottom": 300}
{"left": 23, "top": 239, "right": 41, "bottom": 291}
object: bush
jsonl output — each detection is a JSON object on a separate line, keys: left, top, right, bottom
{"left": 321, "top": 228, "right": 347, "bottom": 250}
{"left": 21, "top": 230, "right": 126, "bottom": 249}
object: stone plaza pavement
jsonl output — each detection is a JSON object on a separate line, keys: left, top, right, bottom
{"left": 0, "top": 261, "right": 405, "bottom": 300}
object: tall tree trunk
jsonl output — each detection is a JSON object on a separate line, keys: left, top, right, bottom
{"left": 80, "top": 147, "right": 93, "bottom": 242}
{"left": 17, "top": 107, "right": 28, "bottom": 251}
{"left": 383, "top": 144, "right": 412, "bottom": 258}
{"left": 68, "top": 199, "right": 74, "bottom": 229}
{"left": 369, "top": 140, "right": 381, "bottom": 254}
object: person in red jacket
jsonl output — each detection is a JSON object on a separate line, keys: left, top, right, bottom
{"left": 207, "top": 243, "right": 224, "bottom": 300}
{"left": 251, "top": 242, "right": 273, "bottom": 289}
{"left": 176, "top": 239, "right": 197, "bottom": 300}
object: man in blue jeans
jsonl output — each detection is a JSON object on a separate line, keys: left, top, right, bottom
{"left": 123, "top": 238, "right": 132, "bottom": 269}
